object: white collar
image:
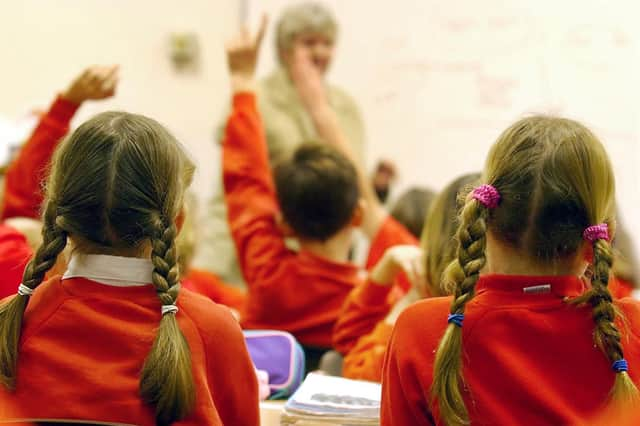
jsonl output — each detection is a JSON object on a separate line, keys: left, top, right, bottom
{"left": 63, "top": 253, "right": 153, "bottom": 287}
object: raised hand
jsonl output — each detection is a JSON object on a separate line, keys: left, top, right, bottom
{"left": 226, "top": 15, "right": 268, "bottom": 92}
{"left": 370, "top": 245, "right": 426, "bottom": 290}
{"left": 62, "top": 65, "right": 119, "bottom": 104}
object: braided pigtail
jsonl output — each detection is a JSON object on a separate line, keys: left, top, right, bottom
{"left": 431, "top": 185, "right": 496, "bottom": 425}
{"left": 139, "top": 215, "right": 195, "bottom": 425}
{"left": 573, "top": 225, "right": 639, "bottom": 402}
{"left": 0, "top": 206, "right": 67, "bottom": 389}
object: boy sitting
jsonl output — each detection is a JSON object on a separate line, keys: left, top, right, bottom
{"left": 222, "top": 18, "right": 413, "bottom": 368}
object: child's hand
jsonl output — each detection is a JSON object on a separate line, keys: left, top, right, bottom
{"left": 226, "top": 15, "right": 267, "bottom": 93}
{"left": 290, "top": 46, "right": 327, "bottom": 112}
{"left": 62, "top": 65, "right": 119, "bottom": 105}
{"left": 384, "top": 287, "right": 422, "bottom": 325}
{"left": 370, "top": 245, "right": 425, "bottom": 288}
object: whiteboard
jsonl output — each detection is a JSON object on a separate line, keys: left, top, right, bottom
{"left": 248, "top": 0, "right": 640, "bottom": 260}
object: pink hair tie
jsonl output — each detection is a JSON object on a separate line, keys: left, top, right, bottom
{"left": 583, "top": 223, "right": 610, "bottom": 242}
{"left": 472, "top": 184, "right": 501, "bottom": 209}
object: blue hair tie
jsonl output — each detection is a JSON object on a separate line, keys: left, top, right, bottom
{"left": 612, "top": 359, "right": 628, "bottom": 373}
{"left": 447, "top": 313, "right": 464, "bottom": 327}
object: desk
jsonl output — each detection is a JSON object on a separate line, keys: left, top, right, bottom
{"left": 260, "top": 401, "right": 285, "bottom": 426}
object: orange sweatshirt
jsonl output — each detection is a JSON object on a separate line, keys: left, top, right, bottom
{"left": 332, "top": 216, "right": 418, "bottom": 359}
{"left": 2, "top": 95, "right": 78, "bottom": 220}
{"left": 0, "top": 276, "right": 259, "bottom": 425}
{"left": 333, "top": 281, "right": 396, "bottom": 355}
{"left": 381, "top": 274, "right": 640, "bottom": 425}
{"left": 343, "top": 321, "right": 393, "bottom": 382}
{"left": 182, "top": 268, "right": 246, "bottom": 311}
{"left": 222, "top": 93, "right": 361, "bottom": 348}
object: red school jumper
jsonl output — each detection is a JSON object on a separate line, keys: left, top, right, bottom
{"left": 381, "top": 274, "right": 640, "bottom": 426}
{"left": 0, "top": 224, "right": 32, "bottom": 299}
{"left": 182, "top": 268, "right": 246, "bottom": 311}
{"left": 0, "top": 276, "right": 259, "bottom": 425}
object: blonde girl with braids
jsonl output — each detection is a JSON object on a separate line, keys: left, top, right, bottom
{"left": 381, "top": 116, "right": 640, "bottom": 425}
{"left": 0, "top": 111, "right": 259, "bottom": 425}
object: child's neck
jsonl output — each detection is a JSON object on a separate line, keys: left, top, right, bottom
{"left": 486, "top": 234, "right": 586, "bottom": 277}
{"left": 299, "top": 229, "right": 353, "bottom": 264}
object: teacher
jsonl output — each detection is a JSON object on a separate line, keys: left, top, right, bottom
{"left": 196, "top": 2, "right": 366, "bottom": 284}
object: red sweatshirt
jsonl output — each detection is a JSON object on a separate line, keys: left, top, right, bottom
{"left": 381, "top": 274, "right": 640, "bottom": 425}
{"left": 609, "top": 276, "right": 634, "bottom": 299}
{"left": 182, "top": 268, "right": 246, "bottom": 311}
{"left": 2, "top": 95, "right": 79, "bottom": 220}
{"left": 223, "top": 93, "right": 361, "bottom": 348}
{"left": 0, "top": 224, "right": 32, "bottom": 299}
{"left": 0, "top": 276, "right": 259, "bottom": 426}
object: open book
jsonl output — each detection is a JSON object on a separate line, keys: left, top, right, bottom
{"left": 281, "top": 373, "right": 381, "bottom": 425}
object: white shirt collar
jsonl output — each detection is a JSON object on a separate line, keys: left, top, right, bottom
{"left": 63, "top": 253, "right": 153, "bottom": 287}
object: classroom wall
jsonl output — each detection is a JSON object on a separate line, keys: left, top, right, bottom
{"left": 0, "top": 0, "right": 239, "bottom": 201}
{"left": 249, "top": 0, "right": 640, "bottom": 266}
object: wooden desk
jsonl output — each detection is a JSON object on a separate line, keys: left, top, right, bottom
{"left": 260, "top": 401, "right": 285, "bottom": 426}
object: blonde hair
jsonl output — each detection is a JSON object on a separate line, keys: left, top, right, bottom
{"left": 276, "top": 2, "right": 338, "bottom": 56}
{"left": 431, "top": 116, "right": 637, "bottom": 425}
{"left": 421, "top": 173, "right": 480, "bottom": 297}
{"left": 175, "top": 191, "right": 198, "bottom": 277}
{"left": 0, "top": 111, "right": 196, "bottom": 425}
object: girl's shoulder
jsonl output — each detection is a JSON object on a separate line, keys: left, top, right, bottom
{"left": 177, "top": 288, "right": 245, "bottom": 347}
{"left": 178, "top": 287, "right": 238, "bottom": 324}
{"left": 615, "top": 297, "right": 640, "bottom": 338}
{"left": 393, "top": 296, "right": 454, "bottom": 342}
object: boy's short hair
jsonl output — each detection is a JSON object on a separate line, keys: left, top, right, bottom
{"left": 274, "top": 143, "right": 359, "bottom": 241}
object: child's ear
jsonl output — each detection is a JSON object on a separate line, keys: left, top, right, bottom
{"left": 276, "top": 212, "right": 296, "bottom": 237}
{"left": 350, "top": 198, "right": 366, "bottom": 227}
{"left": 175, "top": 206, "right": 186, "bottom": 234}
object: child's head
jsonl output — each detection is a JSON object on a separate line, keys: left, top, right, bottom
{"left": 420, "top": 173, "right": 480, "bottom": 297}
{"left": 389, "top": 187, "right": 436, "bottom": 239}
{"left": 0, "top": 111, "right": 196, "bottom": 424}
{"left": 432, "top": 116, "right": 636, "bottom": 424}
{"left": 274, "top": 143, "right": 360, "bottom": 242}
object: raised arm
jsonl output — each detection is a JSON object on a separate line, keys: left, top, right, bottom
{"left": 223, "top": 17, "right": 298, "bottom": 285}
{"left": 1, "top": 65, "right": 119, "bottom": 220}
